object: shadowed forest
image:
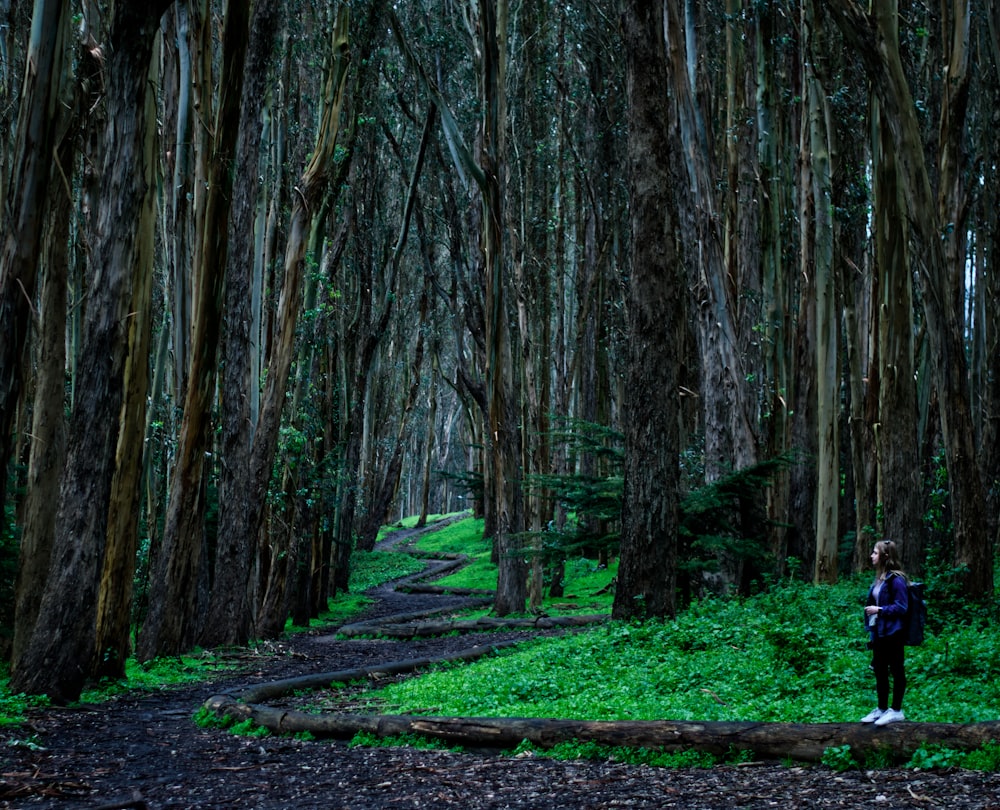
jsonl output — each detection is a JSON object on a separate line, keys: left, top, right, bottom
{"left": 0, "top": 0, "right": 998, "bottom": 707}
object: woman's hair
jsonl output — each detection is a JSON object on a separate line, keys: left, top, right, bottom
{"left": 874, "top": 539, "right": 906, "bottom": 578}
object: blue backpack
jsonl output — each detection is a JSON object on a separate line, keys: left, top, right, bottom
{"left": 904, "top": 581, "right": 927, "bottom": 646}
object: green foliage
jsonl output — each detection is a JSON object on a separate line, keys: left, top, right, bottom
{"left": 409, "top": 517, "right": 618, "bottom": 614}
{"left": 349, "top": 550, "right": 426, "bottom": 593}
{"left": 821, "top": 744, "right": 858, "bottom": 772}
{"left": 229, "top": 718, "right": 270, "bottom": 738}
{"left": 957, "top": 741, "right": 1000, "bottom": 771}
{"left": 78, "top": 650, "right": 239, "bottom": 702}
{"left": 411, "top": 517, "right": 491, "bottom": 557}
{"left": 357, "top": 575, "right": 1000, "bottom": 732}
{"left": 348, "top": 730, "right": 462, "bottom": 752}
{"left": 510, "top": 738, "right": 718, "bottom": 768}
{"left": 193, "top": 705, "right": 233, "bottom": 730}
{"left": 0, "top": 687, "right": 51, "bottom": 726}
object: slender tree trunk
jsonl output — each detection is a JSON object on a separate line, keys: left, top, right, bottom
{"left": 478, "top": 0, "right": 526, "bottom": 617}
{"left": 0, "top": 0, "right": 71, "bottom": 514}
{"left": 12, "top": 2, "right": 171, "bottom": 701}
{"left": 94, "top": 50, "right": 158, "bottom": 677}
{"left": 804, "top": 0, "right": 838, "bottom": 584}
{"left": 139, "top": 0, "right": 253, "bottom": 660}
{"left": 871, "top": 78, "right": 922, "bottom": 574}
{"left": 755, "top": 3, "right": 793, "bottom": 573}
{"left": 613, "top": 0, "right": 682, "bottom": 622}
{"left": 211, "top": 0, "right": 282, "bottom": 641}
{"left": 981, "top": 9, "right": 1000, "bottom": 557}
{"left": 11, "top": 55, "right": 76, "bottom": 664}
{"left": 789, "top": 71, "right": 819, "bottom": 575}
{"left": 202, "top": 7, "right": 353, "bottom": 645}
{"left": 666, "top": 0, "right": 758, "bottom": 484}
{"left": 828, "top": 0, "right": 991, "bottom": 597}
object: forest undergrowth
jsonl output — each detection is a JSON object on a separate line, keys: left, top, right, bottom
{"left": 354, "top": 516, "right": 1000, "bottom": 771}
{"left": 4, "top": 514, "right": 1000, "bottom": 775}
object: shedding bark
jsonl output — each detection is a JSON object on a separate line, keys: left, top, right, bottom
{"left": 0, "top": 0, "right": 71, "bottom": 516}
{"left": 11, "top": 2, "right": 172, "bottom": 701}
{"left": 200, "top": 6, "right": 353, "bottom": 647}
{"left": 140, "top": 0, "right": 254, "bottom": 660}
{"left": 827, "top": 0, "right": 991, "bottom": 598}
{"left": 94, "top": 46, "right": 159, "bottom": 677}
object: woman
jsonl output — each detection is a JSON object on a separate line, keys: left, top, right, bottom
{"left": 861, "top": 539, "right": 909, "bottom": 726}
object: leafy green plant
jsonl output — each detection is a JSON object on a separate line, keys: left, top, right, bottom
{"left": 193, "top": 705, "right": 234, "bottom": 730}
{"left": 906, "top": 743, "right": 965, "bottom": 770}
{"left": 960, "top": 741, "right": 1000, "bottom": 771}
{"left": 230, "top": 718, "right": 270, "bottom": 738}
{"left": 0, "top": 688, "right": 51, "bottom": 726}
{"left": 822, "top": 744, "right": 858, "bottom": 772}
{"left": 356, "top": 573, "right": 1000, "bottom": 729}
{"left": 348, "top": 730, "right": 462, "bottom": 752}
{"left": 906, "top": 741, "right": 1000, "bottom": 772}
{"left": 522, "top": 739, "right": 718, "bottom": 768}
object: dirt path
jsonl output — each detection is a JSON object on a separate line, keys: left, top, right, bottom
{"left": 3, "top": 524, "right": 1000, "bottom": 809}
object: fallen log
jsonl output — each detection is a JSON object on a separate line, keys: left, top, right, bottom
{"left": 396, "top": 584, "right": 495, "bottom": 597}
{"left": 337, "top": 613, "right": 608, "bottom": 639}
{"left": 230, "top": 640, "right": 524, "bottom": 704}
{"left": 335, "top": 602, "right": 493, "bottom": 637}
{"left": 200, "top": 697, "right": 1000, "bottom": 765}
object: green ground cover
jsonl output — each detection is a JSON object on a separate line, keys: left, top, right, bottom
{"left": 360, "top": 576, "right": 1000, "bottom": 726}
{"left": 410, "top": 515, "right": 616, "bottom": 615}
{"left": 351, "top": 514, "right": 1000, "bottom": 769}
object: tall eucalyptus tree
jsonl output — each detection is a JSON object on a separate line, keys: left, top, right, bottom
{"left": 12, "top": 1, "right": 173, "bottom": 700}
{"left": 0, "top": 0, "right": 72, "bottom": 519}
{"left": 828, "top": 0, "right": 992, "bottom": 598}
{"left": 139, "top": 0, "right": 254, "bottom": 659}
{"left": 613, "top": 0, "right": 683, "bottom": 621}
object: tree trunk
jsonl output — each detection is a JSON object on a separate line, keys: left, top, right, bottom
{"left": 612, "top": 0, "right": 682, "bottom": 622}
{"left": 208, "top": 0, "right": 281, "bottom": 643}
{"left": 11, "top": 58, "right": 76, "bottom": 665}
{"left": 167, "top": 1, "right": 195, "bottom": 399}
{"left": 871, "top": 76, "right": 922, "bottom": 574}
{"left": 666, "top": 1, "right": 758, "bottom": 484}
{"left": 94, "top": 53, "right": 158, "bottom": 678}
{"left": 804, "top": 0, "right": 839, "bottom": 584}
{"left": 139, "top": 0, "right": 253, "bottom": 660}
{"left": 11, "top": 2, "right": 171, "bottom": 701}
{"left": 827, "top": 0, "right": 991, "bottom": 598}
{"left": 202, "top": 7, "right": 353, "bottom": 646}
{"left": 480, "top": 0, "right": 526, "bottom": 617}
{"left": 755, "top": 2, "right": 794, "bottom": 574}
{"left": 0, "top": 0, "right": 71, "bottom": 515}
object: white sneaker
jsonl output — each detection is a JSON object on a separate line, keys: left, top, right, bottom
{"left": 860, "top": 708, "right": 884, "bottom": 723}
{"left": 874, "top": 708, "right": 905, "bottom": 726}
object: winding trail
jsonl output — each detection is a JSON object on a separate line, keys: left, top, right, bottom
{"left": 2, "top": 519, "right": 998, "bottom": 808}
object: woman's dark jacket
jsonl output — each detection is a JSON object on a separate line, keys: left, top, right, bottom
{"left": 865, "top": 572, "right": 909, "bottom": 640}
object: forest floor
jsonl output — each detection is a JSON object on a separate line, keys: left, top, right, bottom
{"left": 3, "top": 525, "right": 1000, "bottom": 809}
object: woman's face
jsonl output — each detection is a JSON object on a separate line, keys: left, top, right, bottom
{"left": 871, "top": 547, "right": 881, "bottom": 567}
